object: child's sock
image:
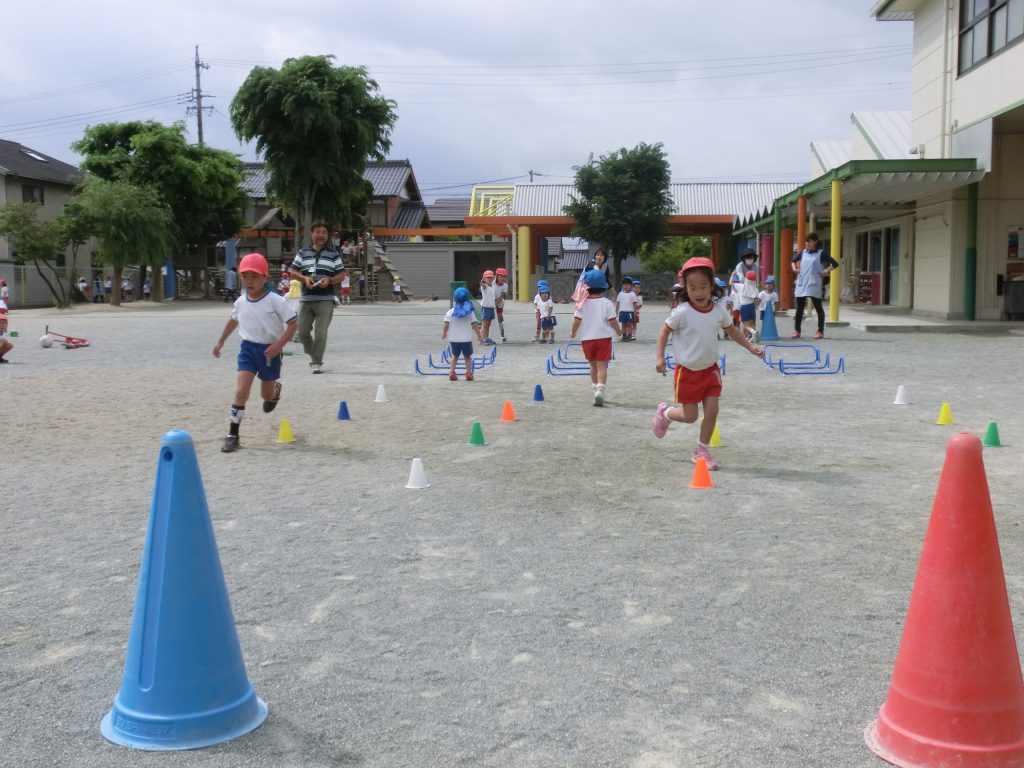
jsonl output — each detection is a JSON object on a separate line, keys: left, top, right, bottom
{"left": 229, "top": 405, "right": 244, "bottom": 435}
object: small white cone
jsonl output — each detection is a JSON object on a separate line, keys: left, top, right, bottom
{"left": 405, "top": 458, "right": 430, "bottom": 489}
{"left": 893, "top": 385, "right": 908, "bottom": 405}
{"left": 374, "top": 384, "right": 389, "bottom": 403}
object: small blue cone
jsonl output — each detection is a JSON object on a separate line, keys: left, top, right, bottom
{"left": 760, "top": 302, "right": 780, "bottom": 342}
{"left": 100, "top": 430, "right": 267, "bottom": 750}
{"left": 337, "top": 401, "right": 351, "bottom": 420}
{"left": 533, "top": 384, "right": 545, "bottom": 402}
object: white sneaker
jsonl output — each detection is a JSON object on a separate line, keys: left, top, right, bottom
{"left": 311, "top": 363, "right": 323, "bottom": 374}
{"left": 594, "top": 385, "right": 605, "bottom": 407}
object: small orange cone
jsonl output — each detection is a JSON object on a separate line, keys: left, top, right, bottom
{"left": 500, "top": 400, "right": 517, "bottom": 422}
{"left": 689, "top": 458, "right": 713, "bottom": 489}
{"left": 865, "top": 432, "right": 1024, "bottom": 767}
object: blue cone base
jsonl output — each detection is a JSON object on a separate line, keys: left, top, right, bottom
{"left": 101, "top": 692, "right": 267, "bottom": 751}
{"left": 760, "top": 303, "right": 780, "bottom": 342}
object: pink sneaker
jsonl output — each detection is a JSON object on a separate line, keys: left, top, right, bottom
{"left": 790, "top": 331, "right": 801, "bottom": 339}
{"left": 692, "top": 445, "right": 720, "bottom": 471}
{"left": 814, "top": 331, "right": 824, "bottom": 339}
{"left": 652, "top": 403, "right": 670, "bottom": 438}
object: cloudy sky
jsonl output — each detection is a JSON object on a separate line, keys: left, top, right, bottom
{"left": 1, "top": 1, "right": 912, "bottom": 201}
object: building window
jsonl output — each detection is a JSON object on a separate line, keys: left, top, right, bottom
{"left": 959, "top": 0, "right": 1024, "bottom": 72}
{"left": 22, "top": 185, "right": 44, "bottom": 204}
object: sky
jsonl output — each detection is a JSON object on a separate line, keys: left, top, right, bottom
{"left": 0, "top": 1, "right": 913, "bottom": 202}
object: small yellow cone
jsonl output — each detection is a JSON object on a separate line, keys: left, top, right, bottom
{"left": 709, "top": 424, "right": 723, "bottom": 447}
{"left": 935, "top": 402, "right": 953, "bottom": 426}
{"left": 276, "top": 419, "right": 295, "bottom": 443}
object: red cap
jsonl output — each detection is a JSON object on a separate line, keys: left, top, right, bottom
{"left": 680, "top": 257, "right": 715, "bottom": 276}
{"left": 238, "top": 253, "right": 269, "bottom": 277}
{"left": 495, "top": 267, "right": 507, "bottom": 276}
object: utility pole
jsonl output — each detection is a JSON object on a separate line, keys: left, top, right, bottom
{"left": 182, "top": 45, "right": 213, "bottom": 145}
{"left": 528, "top": 169, "right": 545, "bottom": 183}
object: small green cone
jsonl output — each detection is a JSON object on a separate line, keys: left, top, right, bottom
{"left": 983, "top": 421, "right": 1002, "bottom": 447}
{"left": 468, "top": 422, "right": 486, "bottom": 446}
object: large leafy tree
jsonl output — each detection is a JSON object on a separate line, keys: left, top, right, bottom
{"left": 0, "top": 203, "right": 73, "bottom": 307}
{"left": 564, "top": 143, "right": 674, "bottom": 286}
{"left": 74, "top": 178, "right": 175, "bottom": 306}
{"left": 230, "top": 55, "right": 397, "bottom": 238}
{"left": 72, "top": 121, "right": 247, "bottom": 299}
{"left": 638, "top": 236, "right": 711, "bottom": 274}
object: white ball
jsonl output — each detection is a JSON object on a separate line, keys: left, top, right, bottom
{"left": 40, "top": 334, "right": 53, "bottom": 348}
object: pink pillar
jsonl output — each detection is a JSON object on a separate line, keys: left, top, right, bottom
{"left": 759, "top": 234, "right": 774, "bottom": 281}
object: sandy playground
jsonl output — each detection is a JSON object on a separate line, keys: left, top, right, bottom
{"left": 3, "top": 298, "right": 1024, "bottom": 767}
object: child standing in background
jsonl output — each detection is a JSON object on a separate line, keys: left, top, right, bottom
{"left": 740, "top": 270, "right": 759, "bottom": 341}
{"left": 494, "top": 267, "right": 509, "bottom": 342}
{"left": 653, "top": 257, "right": 762, "bottom": 470}
{"left": 570, "top": 269, "right": 622, "bottom": 407}
{"left": 479, "top": 270, "right": 497, "bottom": 345}
{"left": 443, "top": 287, "right": 484, "bottom": 381}
{"left": 757, "top": 276, "right": 779, "bottom": 322}
{"left": 616, "top": 277, "right": 639, "bottom": 341}
{"left": 632, "top": 280, "right": 643, "bottom": 339}
{"left": 533, "top": 280, "right": 551, "bottom": 342}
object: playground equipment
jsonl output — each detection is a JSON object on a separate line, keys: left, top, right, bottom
{"left": 414, "top": 345, "right": 497, "bottom": 376}
{"left": 546, "top": 341, "right": 615, "bottom": 376}
{"left": 761, "top": 343, "right": 845, "bottom": 375}
{"left": 41, "top": 325, "right": 90, "bottom": 348}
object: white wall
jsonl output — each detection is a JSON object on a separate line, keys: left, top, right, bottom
{"left": 977, "top": 133, "right": 1024, "bottom": 318}
{"left": 912, "top": 199, "right": 956, "bottom": 315}
{"left": 953, "top": 42, "right": 1024, "bottom": 131}
{"left": 909, "top": 0, "right": 948, "bottom": 158}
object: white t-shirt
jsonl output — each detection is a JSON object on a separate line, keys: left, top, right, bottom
{"left": 616, "top": 290, "right": 638, "bottom": 313}
{"left": 758, "top": 289, "right": 778, "bottom": 310}
{"left": 573, "top": 296, "right": 616, "bottom": 341}
{"left": 393, "top": 280, "right": 401, "bottom": 293}
{"left": 231, "top": 291, "right": 296, "bottom": 345}
{"left": 341, "top": 275, "right": 350, "bottom": 289}
{"left": 534, "top": 294, "right": 553, "bottom": 316}
{"left": 634, "top": 293, "right": 643, "bottom": 308}
{"left": 665, "top": 299, "right": 732, "bottom": 370}
{"left": 740, "top": 279, "right": 758, "bottom": 305}
{"left": 494, "top": 281, "right": 508, "bottom": 307}
{"left": 443, "top": 309, "right": 478, "bottom": 343}
{"left": 479, "top": 282, "right": 496, "bottom": 308}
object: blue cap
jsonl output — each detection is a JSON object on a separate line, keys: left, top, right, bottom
{"left": 765, "top": 276, "right": 775, "bottom": 283}
{"left": 714, "top": 278, "right": 727, "bottom": 288}
{"left": 537, "top": 280, "right": 549, "bottom": 292}
{"left": 583, "top": 269, "right": 609, "bottom": 290}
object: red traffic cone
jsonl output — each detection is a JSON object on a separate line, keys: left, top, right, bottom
{"left": 865, "top": 432, "right": 1024, "bottom": 768}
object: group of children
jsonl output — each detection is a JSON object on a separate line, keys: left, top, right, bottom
{"left": 213, "top": 255, "right": 765, "bottom": 472}
{"left": 724, "top": 271, "right": 779, "bottom": 342}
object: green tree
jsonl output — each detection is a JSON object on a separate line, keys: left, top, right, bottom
{"left": 0, "top": 203, "right": 72, "bottom": 307}
{"left": 563, "top": 143, "right": 673, "bottom": 286}
{"left": 638, "top": 236, "right": 711, "bottom": 274}
{"left": 230, "top": 55, "right": 397, "bottom": 238}
{"left": 72, "top": 121, "right": 247, "bottom": 299}
{"left": 74, "top": 178, "right": 175, "bottom": 306}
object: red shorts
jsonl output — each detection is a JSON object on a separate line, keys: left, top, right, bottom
{"left": 341, "top": 287, "right": 350, "bottom": 295}
{"left": 674, "top": 363, "right": 722, "bottom": 404}
{"left": 582, "top": 337, "right": 613, "bottom": 361}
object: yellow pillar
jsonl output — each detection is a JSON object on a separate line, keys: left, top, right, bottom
{"left": 517, "top": 226, "right": 531, "bottom": 303}
{"left": 829, "top": 180, "right": 842, "bottom": 322}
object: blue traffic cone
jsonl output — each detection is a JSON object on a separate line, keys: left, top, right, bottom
{"left": 337, "top": 401, "right": 351, "bottom": 420}
{"left": 533, "top": 384, "right": 545, "bottom": 402}
{"left": 760, "top": 302, "right": 780, "bottom": 342}
{"left": 100, "top": 430, "right": 267, "bottom": 750}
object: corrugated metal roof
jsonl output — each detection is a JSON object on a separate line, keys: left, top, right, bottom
{"left": 812, "top": 141, "right": 852, "bottom": 172}
{"left": 426, "top": 196, "right": 471, "bottom": 222}
{"left": 364, "top": 160, "right": 412, "bottom": 197}
{"left": 379, "top": 202, "right": 428, "bottom": 243}
{"left": 560, "top": 252, "right": 591, "bottom": 271}
{"left": 0, "top": 139, "right": 79, "bottom": 186}
{"left": 241, "top": 162, "right": 269, "bottom": 198}
{"left": 511, "top": 182, "right": 796, "bottom": 222}
{"left": 852, "top": 111, "right": 913, "bottom": 160}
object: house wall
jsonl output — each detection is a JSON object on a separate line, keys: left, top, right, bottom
{"left": 384, "top": 242, "right": 510, "bottom": 299}
{"left": 909, "top": 0, "right": 949, "bottom": 158}
{"left": 978, "top": 133, "right": 1024, "bottom": 318}
{"left": 912, "top": 198, "right": 956, "bottom": 316}
{"left": 953, "top": 40, "right": 1024, "bottom": 132}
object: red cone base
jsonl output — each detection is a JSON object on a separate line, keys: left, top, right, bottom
{"left": 866, "top": 433, "right": 1024, "bottom": 768}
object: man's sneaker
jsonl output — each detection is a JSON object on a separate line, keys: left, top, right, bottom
{"left": 814, "top": 331, "right": 824, "bottom": 339}
{"left": 692, "top": 445, "right": 720, "bottom": 471}
{"left": 221, "top": 435, "right": 240, "bottom": 453}
{"left": 790, "top": 331, "right": 801, "bottom": 339}
{"left": 502, "top": 336, "right": 508, "bottom": 342}
{"left": 262, "top": 381, "right": 282, "bottom": 413}
{"left": 652, "top": 402, "right": 670, "bottom": 438}
{"left": 311, "top": 362, "right": 323, "bottom": 374}
{"left": 594, "top": 387, "right": 605, "bottom": 407}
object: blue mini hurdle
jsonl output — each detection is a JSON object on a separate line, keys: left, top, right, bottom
{"left": 761, "top": 343, "right": 845, "bottom": 375}
{"left": 414, "top": 346, "right": 498, "bottom": 376}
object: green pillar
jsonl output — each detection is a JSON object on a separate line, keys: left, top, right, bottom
{"left": 965, "top": 182, "right": 978, "bottom": 321}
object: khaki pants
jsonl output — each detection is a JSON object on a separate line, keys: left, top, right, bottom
{"left": 297, "top": 300, "right": 335, "bottom": 365}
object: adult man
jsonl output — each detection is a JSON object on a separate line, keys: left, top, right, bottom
{"left": 289, "top": 222, "right": 346, "bottom": 373}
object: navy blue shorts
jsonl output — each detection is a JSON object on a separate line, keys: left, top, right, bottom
{"left": 449, "top": 340, "right": 473, "bottom": 358}
{"left": 481, "top": 307, "right": 496, "bottom": 321}
{"left": 237, "top": 339, "right": 281, "bottom": 381}
{"left": 540, "top": 316, "right": 557, "bottom": 330}
{"left": 618, "top": 311, "right": 635, "bottom": 324}
{"left": 739, "top": 303, "right": 756, "bottom": 322}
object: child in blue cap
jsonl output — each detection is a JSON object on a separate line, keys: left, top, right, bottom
{"left": 570, "top": 269, "right": 622, "bottom": 406}
{"left": 533, "top": 280, "right": 556, "bottom": 343}
{"left": 443, "top": 287, "right": 484, "bottom": 380}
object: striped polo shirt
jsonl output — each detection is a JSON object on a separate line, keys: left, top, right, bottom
{"left": 291, "top": 245, "right": 344, "bottom": 302}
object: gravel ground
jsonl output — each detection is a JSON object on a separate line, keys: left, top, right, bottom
{"left": 2, "top": 298, "right": 1023, "bottom": 768}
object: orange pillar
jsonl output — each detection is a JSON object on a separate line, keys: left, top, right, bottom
{"left": 779, "top": 228, "right": 794, "bottom": 310}
{"left": 796, "top": 196, "right": 807, "bottom": 255}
